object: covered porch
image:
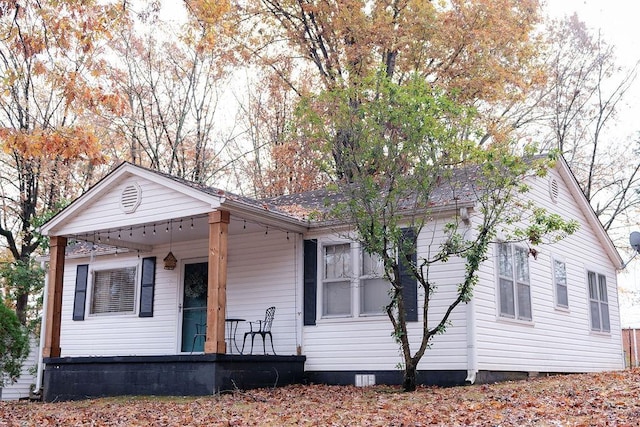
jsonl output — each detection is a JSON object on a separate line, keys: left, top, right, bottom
{"left": 37, "top": 164, "right": 309, "bottom": 400}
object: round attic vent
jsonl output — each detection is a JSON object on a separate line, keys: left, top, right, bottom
{"left": 549, "top": 178, "right": 559, "bottom": 203}
{"left": 120, "top": 182, "right": 142, "bottom": 213}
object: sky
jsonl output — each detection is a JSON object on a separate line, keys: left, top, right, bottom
{"left": 545, "top": 0, "right": 640, "bottom": 137}
{"left": 543, "top": 1, "right": 640, "bottom": 325}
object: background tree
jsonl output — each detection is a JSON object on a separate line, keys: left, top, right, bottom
{"left": 0, "top": 293, "right": 29, "bottom": 386}
{"left": 234, "top": 68, "right": 328, "bottom": 197}
{"left": 533, "top": 14, "right": 640, "bottom": 234}
{"left": 0, "top": 0, "right": 127, "bottom": 324}
{"left": 301, "top": 73, "right": 578, "bottom": 391}
{"left": 234, "top": 0, "right": 544, "bottom": 180}
{"left": 107, "top": 7, "right": 238, "bottom": 183}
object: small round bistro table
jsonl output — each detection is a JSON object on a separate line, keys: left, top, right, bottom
{"left": 225, "top": 318, "right": 245, "bottom": 354}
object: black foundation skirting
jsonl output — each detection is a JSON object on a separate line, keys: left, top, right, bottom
{"left": 43, "top": 354, "right": 306, "bottom": 402}
{"left": 305, "top": 369, "right": 468, "bottom": 387}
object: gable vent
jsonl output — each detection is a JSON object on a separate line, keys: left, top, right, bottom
{"left": 549, "top": 178, "right": 559, "bottom": 203}
{"left": 120, "top": 182, "right": 142, "bottom": 213}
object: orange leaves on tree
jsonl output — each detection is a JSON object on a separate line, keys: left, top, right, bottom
{"left": 1, "top": 127, "right": 104, "bottom": 164}
{"left": 184, "top": 0, "right": 232, "bottom": 50}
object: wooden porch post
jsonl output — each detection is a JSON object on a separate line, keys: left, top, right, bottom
{"left": 43, "top": 236, "right": 67, "bottom": 358}
{"left": 205, "top": 210, "right": 230, "bottom": 354}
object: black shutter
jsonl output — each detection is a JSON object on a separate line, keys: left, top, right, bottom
{"left": 303, "top": 240, "right": 318, "bottom": 326}
{"left": 73, "top": 264, "right": 89, "bottom": 321}
{"left": 400, "top": 228, "right": 418, "bottom": 322}
{"left": 139, "top": 257, "right": 156, "bottom": 317}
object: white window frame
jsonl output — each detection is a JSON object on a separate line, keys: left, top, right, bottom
{"left": 587, "top": 270, "right": 610, "bottom": 333}
{"left": 88, "top": 260, "right": 139, "bottom": 317}
{"left": 321, "top": 242, "right": 353, "bottom": 318}
{"left": 319, "top": 240, "right": 392, "bottom": 319}
{"left": 552, "top": 257, "right": 569, "bottom": 310}
{"left": 497, "top": 242, "right": 532, "bottom": 322}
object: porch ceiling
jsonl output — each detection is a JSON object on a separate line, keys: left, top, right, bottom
{"left": 66, "top": 213, "right": 299, "bottom": 253}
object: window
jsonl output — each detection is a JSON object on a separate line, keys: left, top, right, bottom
{"left": 497, "top": 243, "right": 532, "bottom": 321}
{"left": 588, "top": 271, "right": 610, "bottom": 332}
{"left": 321, "top": 243, "right": 393, "bottom": 318}
{"left": 360, "top": 252, "right": 389, "bottom": 315}
{"left": 90, "top": 266, "right": 137, "bottom": 315}
{"left": 322, "top": 244, "right": 352, "bottom": 316}
{"left": 553, "top": 259, "right": 568, "bottom": 308}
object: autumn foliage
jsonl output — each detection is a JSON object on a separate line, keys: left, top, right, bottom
{"left": 2, "top": 369, "right": 640, "bottom": 425}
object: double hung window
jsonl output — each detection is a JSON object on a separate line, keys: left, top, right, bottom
{"left": 90, "top": 266, "right": 137, "bottom": 315}
{"left": 588, "top": 271, "right": 610, "bottom": 332}
{"left": 322, "top": 243, "right": 391, "bottom": 317}
{"left": 497, "top": 243, "right": 532, "bottom": 321}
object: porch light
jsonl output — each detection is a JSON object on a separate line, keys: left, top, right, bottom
{"left": 164, "top": 251, "right": 177, "bottom": 270}
{"left": 164, "top": 219, "right": 177, "bottom": 270}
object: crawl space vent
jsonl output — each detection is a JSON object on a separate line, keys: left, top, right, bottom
{"left": 120, "top": 182, "right": 142, "bottom": 213}
{"left": 549, "top": 178, "right": 559, "bottom": 203}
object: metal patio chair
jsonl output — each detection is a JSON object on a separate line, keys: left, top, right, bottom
{"left": 241, "top": 306, "right": 276, "bottom": 355}
{"left": 190, "top": 323, "right": 206, "bottom": 353}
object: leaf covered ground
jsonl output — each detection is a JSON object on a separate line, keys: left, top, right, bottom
{"left": 2, "top": 369, "right": 640, "bottom": 426}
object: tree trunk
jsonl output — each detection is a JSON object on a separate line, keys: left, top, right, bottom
{"left": 16, "top": 290, "right": 28, "bottom": 326}
{"left": 403, "top": 361, "right": 417, "bottom": 392}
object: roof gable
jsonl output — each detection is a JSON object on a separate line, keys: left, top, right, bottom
{"left": 40, "top": 162, "right": 225, "bottom": 236}
{"left": 553, "top": 157, "right": 622, "bottom": 268}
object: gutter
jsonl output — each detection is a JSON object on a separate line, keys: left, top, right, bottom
{"left": 222, "top": 199, "right": 310, "bottom": 233}
{"left": 308, "top": 202, "right": 477, "bottom": 233}
{"left": 465, "top": 295, "right": 478, "bottom": 384}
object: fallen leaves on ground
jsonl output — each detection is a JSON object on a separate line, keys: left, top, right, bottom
{"left": 3, "top": 369, "right": 640, "bottom": 426}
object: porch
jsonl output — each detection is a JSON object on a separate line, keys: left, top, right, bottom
{"left": 43, "top": 354, "right": 306, "bottom": 401}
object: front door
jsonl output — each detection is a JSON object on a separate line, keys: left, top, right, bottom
{"left": 181, "top": 261, "right": 208, "bottom": 352}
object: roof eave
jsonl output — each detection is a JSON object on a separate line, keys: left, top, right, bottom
{"left": 556, "top": 157, "right": 624, "bottom": 269}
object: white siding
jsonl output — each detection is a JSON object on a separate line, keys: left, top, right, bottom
{"left": 302, "top": 220, "right": 469, "bottom": 372}
{"left": 473, "top": 169, "right": 624, "bottom": 373}
{"left": 1, "top": 336, "right": 37, "bottom": 401}
{"left": 53, "top": 175, "right": 216, "bottom": 236}
{"left": 58, "top": 229, "right": 299, "bottom": 356}
{"left": 227, "top": 229, "right": 299, "bottom": 355}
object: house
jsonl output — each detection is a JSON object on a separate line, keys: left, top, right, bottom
{"left": 37, "top": 157, "right": 624, "bottom": 401}
{"left": 0, "top": 336, "right": 38, "bottom": 401}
